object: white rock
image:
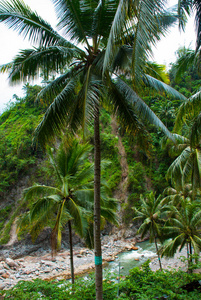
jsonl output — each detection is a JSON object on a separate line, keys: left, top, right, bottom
{"left": 6, "top": 258, "right": 18, "bottom": 268}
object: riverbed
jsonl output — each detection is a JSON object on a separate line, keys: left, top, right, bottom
{"left": 0, "top": 238, "right": 188, "bottom": 290}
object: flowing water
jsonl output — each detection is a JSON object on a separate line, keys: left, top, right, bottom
{"left": 104, "top": 240, "right": 156, "bottom": 277}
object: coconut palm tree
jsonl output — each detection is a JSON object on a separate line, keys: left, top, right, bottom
{"left": 133, "top": 192, "right": 169, "bottom": 271}
{"left": 161, "top": 199, "right": 201, "bottom": 273}
{"left": 18, "top": 139, "right": 118, "bottom": 284}
{"left": 165, "top": 117, "right": 201, "bottom": 197}
{"left": 18, "top": 139, "right": 94, "bottom": 284}
{"left": 162, "top": 183, "right": 193, "bottom": 207}
{"left": 0, "top": 1, "right": 186, "bottom": 298}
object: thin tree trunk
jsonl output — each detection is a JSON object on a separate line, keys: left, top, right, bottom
{"left": 188, "top": 241, "right": 193, "bottom": 273}
{"left": 68, "top": 220, "right": 75, "bottom": 284}
{"left": 154, "top": 236, "right": 162, "bottom": 271}
{"left": 94, "top": 105, "right": 103, "bottom": 300}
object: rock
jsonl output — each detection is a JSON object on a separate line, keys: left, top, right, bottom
{"left": 2, "top": 262, "right": 10, "bottom": 270}
{"left": 0, "top": 270, "right": 5, "bottom": 275}
{"left": 2, "top": 273, "right": 9, "bottom": 279}
{"left": 0, "top": 283, "right": 6, "bottom": 290}
{"left": 41, "top": 260, "right": 56, "bottom": 267}
{"left": 6, "top": 258, "right": 18, "bottom": 268}
{"left": 124, "top": 245, "right": 132, "bottom": 251}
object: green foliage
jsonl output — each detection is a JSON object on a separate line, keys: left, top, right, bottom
{"left": 0, "top": 84, "right": 45, "bottom": 195}
{"left": 122, "top": 162, "right": 147, "bottom": 224}
{"left": 1, "top": 265, "right": 201, "bottom": 299}
{"left": 0, "top": 197, "right": 27, "bottom": 244}
{"left": 100, "top": 124, "right": 121, "bottom": 192}
{"left": 119, "top": 262, "right": 201, "bottom": 299}
{"left": 0, "top": 205, "right": 12, "bottom": 231}
{"left": 128, "top": 163, "right": 146, "bottom": 194}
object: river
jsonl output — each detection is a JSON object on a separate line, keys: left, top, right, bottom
{"left": 104, "top": 240, "right": 156, "bottom": 277}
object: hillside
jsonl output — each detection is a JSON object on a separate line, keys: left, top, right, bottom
{"left": 0, "top": 91, "right": 170, "bottom": 249}
{"left": 0, "top": 58, "right": 198, "bottom": 253}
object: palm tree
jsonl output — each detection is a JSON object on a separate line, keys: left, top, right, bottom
{"left": 0, "top": 1, "right": 186, "bottom": 298}
{"left": 162, "top": 183, "right": 193, "bottom": 207}
{"left": 18, "top": 139, "right": 118, "bottom": 283}
{"left": 133, "top": 192, "right": 169, "bottom": 271}
{"left": 161, "top": 199, "right": 201, "bottom": 273}
{"left": 165, "top": 119, "right": 201, "bottom": 197}
{"left": 18, "top": 139, "right": 94, "bottom": 284}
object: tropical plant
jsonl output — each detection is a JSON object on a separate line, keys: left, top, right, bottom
{"left": 162, "top": 183, "right": 193, "bottom": 207}
{"left": 18, "top": 139, "right": 95, "bottom": 284}
{"left": 161, "top": 199, "right": 201, "bottom": 272}
{"left": 165, "top": 118, "right": 201, "bottom": 197}
{"left": 0, "top": 1, "right": 186, "bottom": 298}
{"left": 133, "top": 192, "right": 169, "bottom": 271}
{"left": 18, "top": 139, "right": 118, "bottom": 284}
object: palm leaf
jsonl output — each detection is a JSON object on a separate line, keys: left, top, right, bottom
{"left": 161, "top": 234, "right": 185, "bottom": 257}
{"left": 131, "top": 0, "right": 166, "bottom": 86}
{"left": 23, "top": 184, "right": 62, "bottom": 202}
{"left": 112, "top": 77, "right": 174, "bottom": 140}
{"left": 175, "top": 90, "right": 201, "bottom": 132}
{"left": 30, "top": 195, "right": 62, "bottom": 221}
{"left": 143, "top": 74, "right": 187, "bottom": 100}
{"left": 66, "top": 197, "right": 86, "bottom": 237}
{"left": 53, "top": 0, "right": 91, "bottom": 49}
{"left": 103, "top": 0, "right": 128, "bottom": 72}
{"left": 0, "top": 0, "right": 66, "bottom": 47}
{"left": 33, "top": 76, "right": 78, "bottom": 146}
{"left": 6, "top": 46, "right": 84, "bottom": 83}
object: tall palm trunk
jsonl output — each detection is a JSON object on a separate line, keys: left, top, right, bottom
{"left": 154, "top": 236, "right": 162, "bottom": 271}
{"left": 68, "top": 220, "right": 75, "bottom": 284}
{"left": 94, "top": 105, "right": 103, "bottom": 300}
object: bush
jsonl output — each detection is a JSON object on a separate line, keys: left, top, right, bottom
{"left": 2, "top": 263, "right": 201, "bottom": 299}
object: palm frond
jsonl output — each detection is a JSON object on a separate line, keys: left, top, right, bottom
{"left": 30, "top": 196, "right": 59, "bottom": 221}
{"left": 53, "top": 0, "right": 91, "bottom": 49}
{"left": 166, "top": 147, "right": 191, "bottom": 187}
{"left": 131, "top": 0, "right": 166, "bottom": 86}
{"left": 144, "top": 62, "right": 169, "bottom": 84}
{"left": 47, "top": 148, "right": 63, "bottom": 185}
{"left": 23, "top": 184, "right": 62, "bottom": 202}
{"left": 6, "top": 46, "right": 82, "bottom": 83}
{"left": 177, "top": 0, "right": 191, "bottom": 30}
{"left": 0, "top": 0, "right": 66, "bottom": 47}
{"left": 161, "top": 234, "right": 185, "bottom": 257}
{"left": 33, "top": 76, "right": 78, "bottom": 146}
{"left": 190, "top": 113, "right": 201, "bottom": 147}
{"left": 37, "top": 68, "right": 81, "bottom": 104}
{"left": 66, "top": 197, "right": 86, "bottom": 237}
{"left": 103, "top": 0, "right": 127, "bottom": 72}
{"left": 143, "top": 74, "right": 187, "bottom": 100}
{"left": 100, "top": 207, "right": 118, "bottom": 226}
{"left": 173, "top": 49, "right": 196, "bottom": 81}
{"left": 112, "top": 77, "right": 174, "bottom": 140}
{"left": 175, "top": 90, "right": 201, "bottom": 132}
{"left": 194, "top": 0, "right": 201, "bottom": 50}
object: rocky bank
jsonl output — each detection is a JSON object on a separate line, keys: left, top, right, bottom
{"left": 0, "top": 227, "right": 141, "bottom": 290}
